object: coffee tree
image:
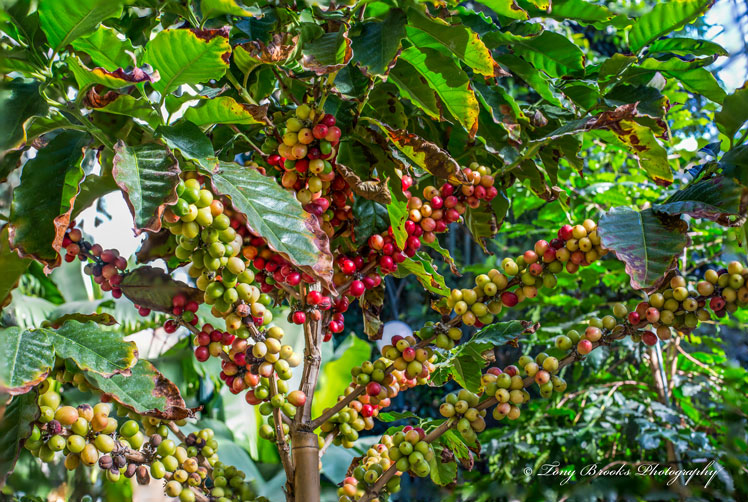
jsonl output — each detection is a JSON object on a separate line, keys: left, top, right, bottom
{"left": 1, "top": 0, "right": 747, "bottom": 501}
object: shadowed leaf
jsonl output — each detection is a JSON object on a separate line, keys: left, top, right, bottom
{"left": 0, "top": 391, "right": 40, "bottom": 485}
{"left": 112, "top": 141, "right": 181, "bottom": 235}
{"left": 653, "top": 176, "right": 747, "bottom": 226}
{"left": 9, "top": 131, "right": 88, "bottom": 270}
{"left": 301, "top": 26, "right": 352, "bottom": 75}
{"left": 598, "top": 207, "right": 689, "bottom": 290}
{"left": 0, "top": 226, "right": 31, "bottom": 308}
{"left": 119, "top": 266, "right": 202, "bottom": 313}
{"left": 0, "top": 79, "right": 48, "bottom": 154}
{"left": 350, "top": 9, "right": 406, "bottom": 77}
{"left": 715, "top": 82, "right": 748, "bottom": 141}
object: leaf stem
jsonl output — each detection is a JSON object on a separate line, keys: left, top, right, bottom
{"left": 225, "top": 71, "right": 259, "bottom": 106}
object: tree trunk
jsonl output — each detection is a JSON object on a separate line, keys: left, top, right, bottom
{"left": 291, "top": 430, "right": 320, "bottom": 502}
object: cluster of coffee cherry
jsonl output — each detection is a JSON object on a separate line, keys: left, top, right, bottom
{"left": 337, "top": 427, "right": 432, "bottom": 502}
{"left": 63, "top": 223, "right": 128, "bottom": 298}
{"left": 624, "top": 261, "right": 748, "bottom": 337}
{"left": 320, "top": 333, "right": 436, "bottom": 443}
{"left": 27, "top": 379, "right": 258, "bottom": 502}
{"left": 438, "top": 389, "right": 487, "bottom": 443}
{"left": 445, "top": 219, "right": 606, "bottom": 327}
{"left": 403, "top": 164, "right": 498, "bottom": 241}
{"left": 164, "top": 177, "right": 277, "bottom": 333}
{"left": 266, "top": 104, "right": 352, "bottom": 237}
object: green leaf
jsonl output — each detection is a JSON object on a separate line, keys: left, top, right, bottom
{"left": 666, "top": 67, "right": 726, "bottom": 103}
{"left": 350, "top": 8, "right": 407, "bottom": 77}
{"left": 388, "top": 59, "right": 441, "bottom": 120}
{"left": 495, "top": 54, "right": 563, "bottom": 107}
{"left": 647, "top": 37, "right": 728, "bottom": 57}
{"left": 67, "top": 56, "right": 156, "bottom": 90}
{"left": 720, "top": 144, "right": 748, "bottom": 186}
{"left": 183, "top": 96, "right": 267, "bottom": 126}
{"left": 628, "top": 0, "right": 712, "bottom": 53}
{"left": 429, "top": 449, "right": 457, "bottom": 486}
{"left": 715, "top": 82, "right": 748, "bottom": 141}
{"left": 464, "top": 206, "right": 497, "bottom": 252}
{"left": 38, "top": 0, "right": 123, "bottom": 52}
{"left": 407, "top": 6, "right": 495, "bottom": 77}
{"left": 0, "top": 226, "right": 31, "bottom": 307}
{"left": 377, "top": 410, "right": 420, "bottom": 423}
{"left": 311, "top": 334, "right": 370, "bottom": 420}
{"left": 200, "top": 0, "right": 253, "bottom": 19}
{"left": 0, "top": 391, "right": 39, "bottom": 485}
{"left": 653, "top": 176, "right": 745, "bottom": 225}
{"left": 467, "top": 320, "right": 529, "bottom": 351}
{"left": 597, "top": 54, "right": 637, "bottom": 90}
{"left": 70, "top": 25, "right": 136, "bottom": 71}
{"left": 94, "top": 94, "right": 161, "bottom": 129}
{"left": 486, "top": 30, "right": 585, "bottom": 78}
{"left": 387, "top": 196, "right": 409, "bottom": 250}
{"left": 157, "top": 121, "right": 217, "bottom": 170}
{"left": 613, "top": 120, "right": 672, "bottom": 185}
{"left": 210, "top": 161, "right": 333, "bottom": 282}
{"left": 636, "top": 56, "right": 717, "bottom": 72}
{"left": 301, "top": 27, "right": 353, "bottom": 75}
{"left": 474, "top": 0, "right": 528, "bottom": 20}
{"left": 598, "top": 207, "right": 689, "bottom": 290}
{"left": 47, "top": 321, "right": 137, "bottom": 377}
{"left": 399, "top": 46, "right": 479, "bottom": 136}
{"left": 535, "top": 0, "right": 616, "bottom": 24}
{"left": 393, "top": 252, "right": 449, "bottom": 296}
{"left": 0, "top": 79, "right": 48, "bottom": 153}
{"left": 85, "top": 359, "right": 192, "bottom": 419}
{"left": 352, "top": 198, "right": 390, "bottom": 245}
{"left": 119, "top": 265, "right": 203, "bottom": 313}
{"left": 9, "top": 131, "right": 88, "bottom": 269}
{"left": 143, "top": 27, "right": 231, "bottom": 96}
{"left": 0, "top": 327, "right": 53, "bottom": 395}
{"left": 112, "top": 141, "right": 181, "bottom": 235}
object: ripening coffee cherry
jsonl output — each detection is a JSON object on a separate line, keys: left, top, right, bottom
{"left": 641, "top": 331, "right": 658, "bottom": 346}
{"left": 577, "top": 339, "right": 593, "bottom": 355}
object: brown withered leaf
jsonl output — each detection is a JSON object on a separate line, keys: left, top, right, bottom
{"left": 191, "top": 26, "right": 232, "bottom": 65}
{"left": 335, "top": 162, "right": 391, "bottom": 204}
{"left": 238, "top": 33, "right": 298, "bottom": 64}
{"left": 368, "top": 120, "right": 468, "bottom": 185}
{"left": 360, "top": 285, "right": 384, "bottom": 340}
{"left": 84, "top": 87, "right": 119, "bottom": 108}
{"left": 89, "top": 360, "right": 197, "bottom": 420}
